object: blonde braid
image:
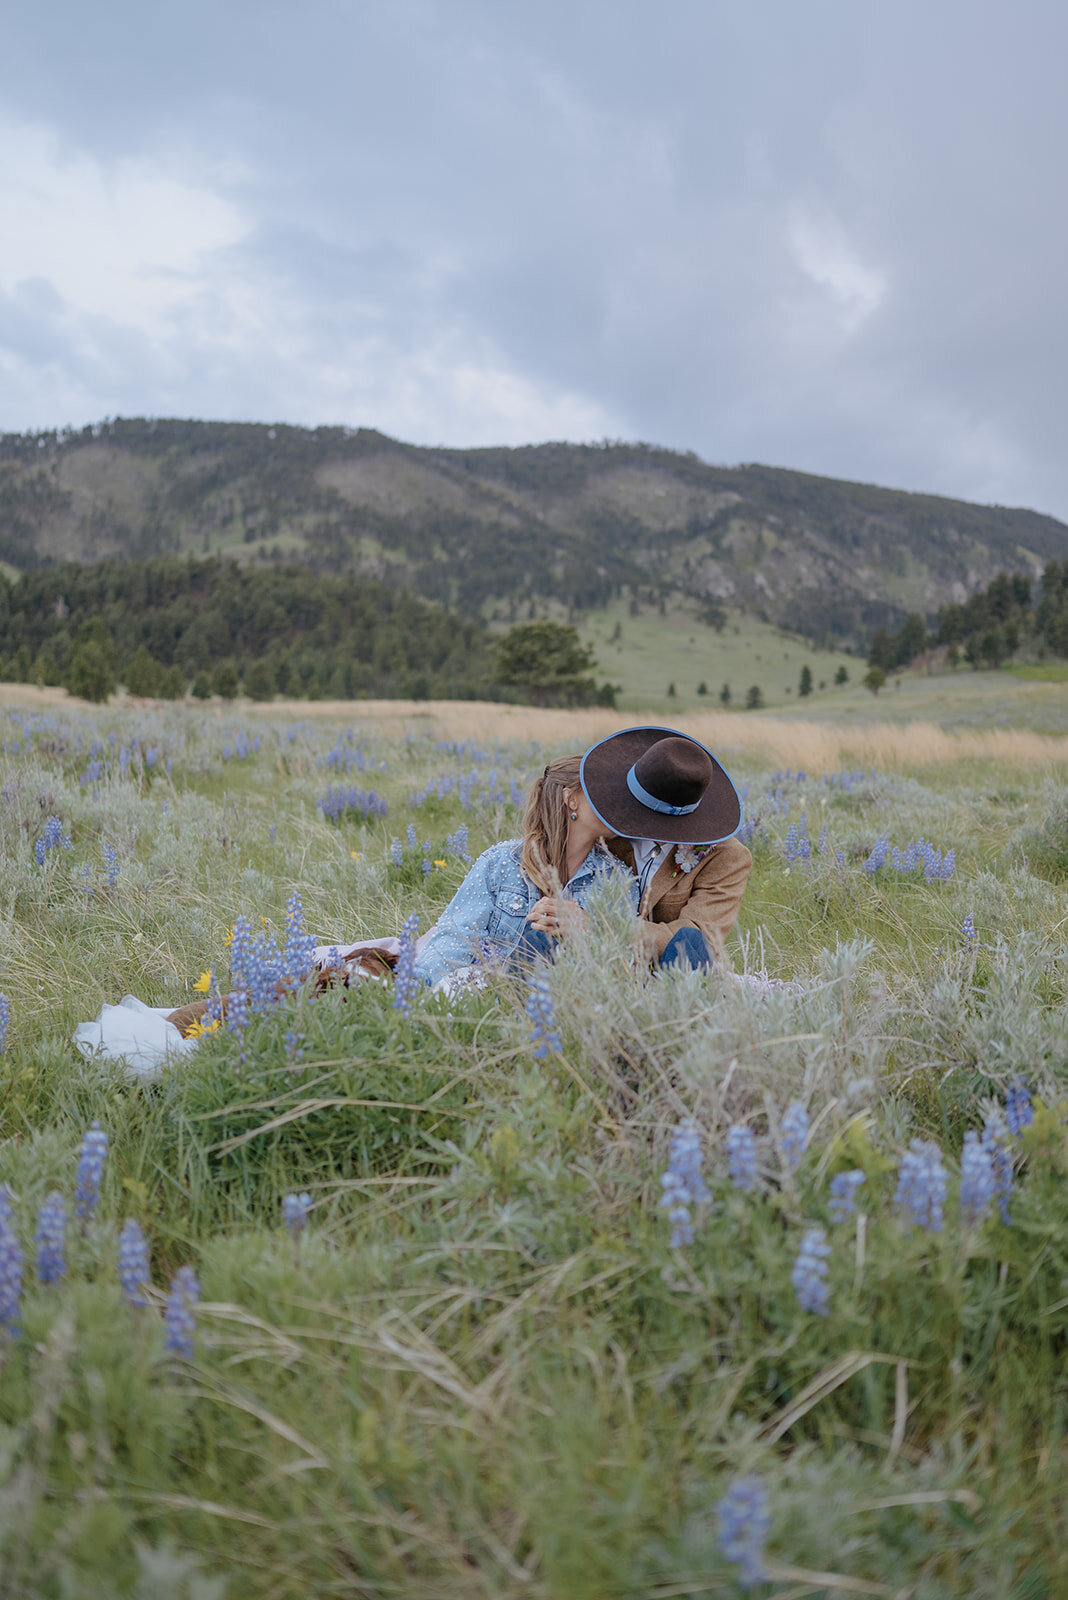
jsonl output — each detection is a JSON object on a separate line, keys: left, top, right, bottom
{"left": 520, "top": 754, "right": 582, "bottom": 895}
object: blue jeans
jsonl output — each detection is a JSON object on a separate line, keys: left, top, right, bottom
{"left": 511, "top": 924, "right": 711, "bottom": 973}
{"left": 508, "top": 925, "right": 556, "bottom": 971}
{"left": 659, "top": 927, "right": 712, "bottom": 971}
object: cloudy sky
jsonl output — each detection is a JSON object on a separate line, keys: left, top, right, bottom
{"left": 2, "top": 1, "right": 1066, "bottom": 517}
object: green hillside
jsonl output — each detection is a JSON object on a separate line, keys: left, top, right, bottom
{"left": 579, "top": 601, "right": 856, "bottom": 714}
{"left": 4, "top": 419, "right": 1067, "bottom": 651}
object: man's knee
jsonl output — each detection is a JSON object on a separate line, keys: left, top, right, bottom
{"left": 660, "top": 927, "right": 711, "bottom": 970}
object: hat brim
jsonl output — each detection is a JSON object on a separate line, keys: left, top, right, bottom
{"left": 580, "top": 726, "right": 742, "bottom": 844}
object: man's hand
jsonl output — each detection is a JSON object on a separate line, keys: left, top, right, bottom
{"left": 527, "top": 896, "right": 586, "bottom": 938}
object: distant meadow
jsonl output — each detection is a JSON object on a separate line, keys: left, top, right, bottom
{"left": 0, "top": 689, "right": 1066, "bottom": 1596}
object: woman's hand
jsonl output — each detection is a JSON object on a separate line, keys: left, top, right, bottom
{"left": 527, "top": 897, "right": 586, "bottom": 938}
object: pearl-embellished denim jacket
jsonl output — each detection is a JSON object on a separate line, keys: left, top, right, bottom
{"left": 412, "top": 838, "right": 637, "bottom": 988}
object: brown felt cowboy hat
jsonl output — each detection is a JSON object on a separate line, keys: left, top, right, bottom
{"left": 580, "top": 726, "right": 742, "bottom": 844}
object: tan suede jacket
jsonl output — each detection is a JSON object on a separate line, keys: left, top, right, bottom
{"left": 609, "top": 836, "right": 754, "bottom": 960}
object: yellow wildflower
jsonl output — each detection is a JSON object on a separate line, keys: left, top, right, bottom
{"left": 350, "top": 851, "right": 362, "bottom": 860}
{"left": 193, "top": 968, "right": 212, "bottom": 993}
{"left": 185, "top": 1016, "right": 222, "bottom": 1038}
{"left": 433, "top": 859, "right": 447, "bottom": 868}
{"left": 223, "top": 926, "right": 234, "bottom": 947}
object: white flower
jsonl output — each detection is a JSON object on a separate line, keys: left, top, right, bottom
{"left": 674, "top": 844, "right": 703, "bottom": 873}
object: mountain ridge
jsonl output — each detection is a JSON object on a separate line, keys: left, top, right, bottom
{"left": 3, "top": 418, "right": 1066, "bottom": 647}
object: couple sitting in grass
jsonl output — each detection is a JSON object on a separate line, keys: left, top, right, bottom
{"left": 411, "top": 726, "right": 752, "bottom": 988}
{"left": 76, "top": 727, "right": 752, "bottom": 1073}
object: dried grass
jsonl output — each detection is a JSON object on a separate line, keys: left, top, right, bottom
{"left": 5, "top": 682, "right": 1066, "bottom": 771}
{"left": 249, "top": 699, "right": 1068, "bottom": 773}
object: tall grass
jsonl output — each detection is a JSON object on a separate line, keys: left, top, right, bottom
{"left": 244, "top": 700, "right": 1068, "bottom": 773}
{"left": 0, "top": 698, "right": 1066, "bottom": 1597}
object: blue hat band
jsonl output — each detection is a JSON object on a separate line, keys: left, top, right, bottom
{"left": 626, "top": 764, "right": 702, "bottom": 816}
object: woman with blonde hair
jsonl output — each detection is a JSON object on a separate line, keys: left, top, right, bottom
{"left": 411, "top": 754, "right": 636, "bottom": 987}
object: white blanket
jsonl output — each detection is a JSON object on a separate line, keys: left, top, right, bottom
{"left": 73, "top": 995, "right": 199, "bottom": 1084}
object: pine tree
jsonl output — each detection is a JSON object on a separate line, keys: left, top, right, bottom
{"left": 212, "top": 659, "right": 239, "bottom": 699}
{"left": 68, "top": 642, "right": 115, "bottom": 703}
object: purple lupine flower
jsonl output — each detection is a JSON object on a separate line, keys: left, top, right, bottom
{"left": 118, "top": 1217, "right": 151, "bottom": 1306}
{"left": 779, "top": 1100, "right": 808, "bottom": 1172}
{"left": 660, "top": 1120, "right": 710, "bottom": 1247}
{"left": 862, "top": 837, "right": 891, "bottom": 875}
{"left": 282, "top": 1192, "right": 312, "bottom": 1238}
{"left": 405, "top": 823, "right": 418, "bottom": 849}
{"left": 35, "top": 1192, "right": 66, "bottom": 1284}
{"left": 445, "top": 824, "right": 471, "bottom": 863}
{"left": 226, "top": 986, "right": 249, "bottom": 1051}
{"left": 102, "top": 843, "right": 119, "bottom": 886}
{"left": 725, "top": 1124, "right": 759, "bottom": 1193}
{"left": 284, "top": 1030, "right": 304, "bottom": 1065}
{"left": 35, "top": 815, "right": 72, "bottom": 864}
{"left": 526, "top": 972, "right": 562, "bottom": 1059}
{"left": 961, "top": 914, "right": 977, "bottom": 942}
{"left": 393, "top": 913, "right": 420, "bottom": 1016}
{"left": 0, "top": 993, "right": 9, "bottom": 1053}
{"left": 716, "top": 1475, "right": 770, "bottom": 1588}
{"left": 246, "top": 934, "right": 279, "bottom": 1015}
{"left": 981, "top": 1107, "right": 1014, "bottom": 1223}
{"left": 828, "top": 1170, "right": 866, "bottom": 1224}
{"left": 390, "top": 837, "right": 403, "bottom": 867}
{"left": 316, "top": 784, "right": 386, "bottom": 823}
{"left": 163, "top": 1264, "right": 201, "bottom": 1360}
{"left": 283, "top": 892, "right": 318, "bottom": 986}
{"left": 256, "top": 924, "right": 292, "bottom": 1012}
{"left": 791, "top": 1226, "right": 831, "bottom": 1315}
{"left": 959, "top": 1131, "right": 997, "bottom": 1227}
{"left": 894, "top": 1139, "right": 947, "bottom": 1232}
{"left": 74, "top": 1121, "right": 109, "bottom": 1221}
{"left": 1004, "top": 1079, "right": 1033, "bottom": 1136}
{"left": 228, "top": 915, "right": 254, "bottom": 991}
{"left": 0, "top": 1220, "right": 23, "bottom": 1337}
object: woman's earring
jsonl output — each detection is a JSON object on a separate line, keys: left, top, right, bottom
{"left": 570, "top": 810, "right": 578, "bottom": 821}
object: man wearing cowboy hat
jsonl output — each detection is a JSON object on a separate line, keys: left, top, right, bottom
{"left": 580, "top": 726, "right": 753, "bottom": 968}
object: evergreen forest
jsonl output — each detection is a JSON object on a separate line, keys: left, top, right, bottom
{"left": 0, "top": 559, "right": 493, "bottom": 702}
{"left": 867, "top": 562, "right": 1068, "bottom": 672}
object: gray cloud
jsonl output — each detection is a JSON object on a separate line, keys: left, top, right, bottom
{"left": 2, "top": 0, "right": 1067, "bottom": 517}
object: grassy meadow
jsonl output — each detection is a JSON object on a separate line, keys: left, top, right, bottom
{"left": 0, "top": 686, "right": 1067, "bottom": 1597}
{"left": 575, "top": 600, "right": 1068, "bottom": 730}
{"left": 577, "top": 600, "right": 857, "bottom": 714}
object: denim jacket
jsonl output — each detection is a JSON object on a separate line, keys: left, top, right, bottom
{"left": 413, "top": 838, "right": 637, "bottom": 987}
